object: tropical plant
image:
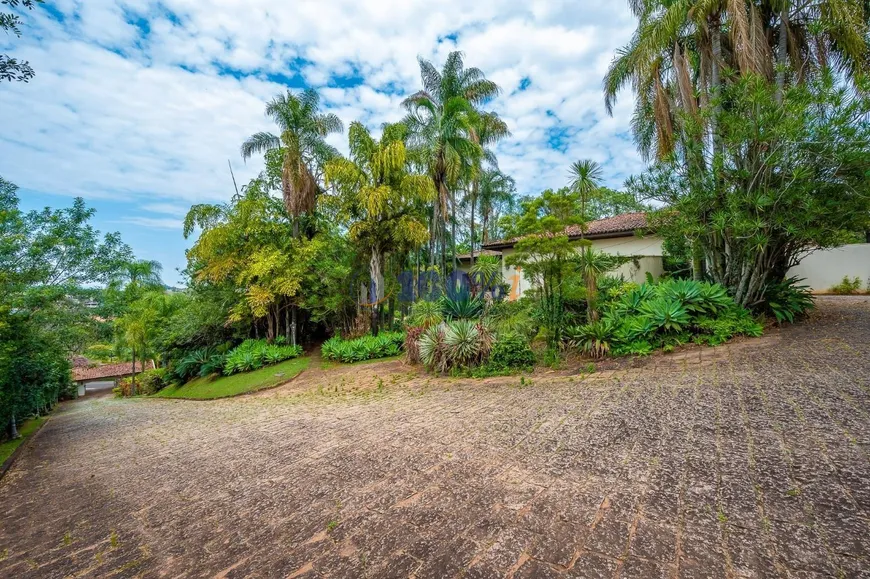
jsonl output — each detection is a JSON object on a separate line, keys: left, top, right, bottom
{"left": 406, "top": 301, "right": 443, "bottom": 328}
{"left": 325, "top": 122, "right": 434, "bottom": 336}
{"left": 566, "top": 321, "right": 615, "bottom": 359}
{"left": 418, "top": 324, "right": 448, "bottom": 373}
{"left": 403, "top": 51, "right": 501, "bottom": 270}
{"left": 241, "top": 89, "right": 343, "bottom": 231}
{"left": 320, "top": 332, "right": 404, "bottom": 363}
{"left": 760, "top": 276, "right": 815, "bottom": 323}
{"left": 223, "top": 339, "right": 302, "bottom": 376}
{"left": 440, "top": 295, "right": 484, "bottom": 320}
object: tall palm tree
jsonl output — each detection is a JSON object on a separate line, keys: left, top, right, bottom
{"left": 325, "top": 122, "right": 434, "bottom": 335}
{"left": 605, "top": 0, "right": 869, "bottom": 159}
{"left": 468, "top": 111, "right": 510, "bottom": 266}
{"left": 568, "top": 160, "right": 606, "bottom": 321}
{"left": 241, "top": 88, "right": 343, "bottom": 236}
{"left": 404, "top": 51, "right": 501, "bottom": 271}
{"left": 476, "top": 169, "right": 516, "bottom": 246}
{"left": 241, "top": 88, "right": 342, "bottom": 345}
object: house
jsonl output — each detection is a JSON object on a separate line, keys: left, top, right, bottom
{"left": 72, "top": 360, "right": 155, "bottom": 396}
{"left": 459, "top": 212, "right": 665, "bottom": 300}
{"left": 459, "top": 211, "right": 870, "bottom": 298}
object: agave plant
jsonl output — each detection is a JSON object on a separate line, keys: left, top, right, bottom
{"left": 566, "top": 321, "right": 615, "bottom": 359}
{"left": 440, "top": 295, "right": 484, "bottom": 320}
{"left": 639, "top": 298, "right": 690, "bottom": 332}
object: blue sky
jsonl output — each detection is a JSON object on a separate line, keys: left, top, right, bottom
{"left": 1, "top": 0, "right": 643, "bottom": 285}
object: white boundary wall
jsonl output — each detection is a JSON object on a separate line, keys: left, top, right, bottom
{"left": 788, "top": 244, "right": 870, "bottom": 292}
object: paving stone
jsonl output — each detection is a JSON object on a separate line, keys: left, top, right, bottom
{"left": 0, "top": 297, "right": 868, "bottom": 578}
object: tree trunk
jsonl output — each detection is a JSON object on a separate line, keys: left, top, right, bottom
{"left": 130, "top": 346, "right": 137, "bottom": 396}
{"left": 370, "top": 247, "right": 382, "bottom": 337}
{"left": 469, "top": 187, "right": 477, "bottom": 269}
{"left": 290, "top": 306, "right": 297, "bottom": 347}
{"left": 9, "top": 412, "right": 19, "bottom": 440}
{"left": 692, "top": 240, "right": 704, "bottom": 281}
{"left": 710, "top": 13, "right": 722, "bottom": 153}
{"left": 451, "top": 189, "right": 457, "bottom": 272}
{"left": 775, "top": 5, "right": 789, "bottom": 103}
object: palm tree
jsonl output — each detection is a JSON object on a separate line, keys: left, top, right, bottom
{"left": 468, "top": 111, "right": 510, "bottom": 267}
{"left": 241, "top": 88, "right": 343, "bottom": 236}
{"left": 404, "top": 52, "right": 501, "bottom": 271}
{"left": 568, "top": 160, "right": 607, "bottom": 321}
{"left": 325, "top": 122, "right": 435, "bottom": 335}
{"left": 241, "top": 89, "right": 342, "bottom": 345}
{"left": 476, "top": 169, "right": 516, "bottom": 246}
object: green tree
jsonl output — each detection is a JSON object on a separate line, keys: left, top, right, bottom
{"left": 467, "top": 111, "right": 510, "bottom": 266}
{"left": 240, "top": 89, "right": 343, "bottom": 345}
{"left": 404, "top": 52, "right": 500, "bottom": 271}
{"left": 241, "top": 89, "right": 343, "bottom": 235}
{"left": 325, "top": 122, "right": 434, "bottom": 335}
{"left": 1, "top": 0, "right": 43, "bottom": 83}
{"left": 629, "top": 73, "right": 870, "bottom": 307}
{"left": 0, "top": 178, "right": 132, "bottom": 437}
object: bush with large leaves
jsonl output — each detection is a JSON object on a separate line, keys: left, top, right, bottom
{"left": 567, "top": 279, "right": 763, "bottom": 358}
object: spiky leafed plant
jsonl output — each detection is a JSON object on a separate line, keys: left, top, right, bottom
{"left": 241, "top": 89, "right": 343, "bottom": 232}
{"left": 324, "top": 122, "right": 434, "bottom": 336}
{"left": 403, "top": 51, "right": 501, "bottom": 269}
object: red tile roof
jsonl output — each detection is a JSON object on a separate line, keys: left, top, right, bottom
{"left": 483, "top": 212, "right": 649, "bottom": 249}
{"left": 72, "top": 360, "right": 154, "bottom": 382}
{"left": 456, "top": 249, "right": 503, "bottom": 261}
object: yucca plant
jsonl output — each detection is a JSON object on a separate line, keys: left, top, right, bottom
{"left": 418, "top": 325, "right": 448, "bottom": 373}
{"left": 440, "top": 295, "right": 484, "bottom": 320}
{"left": 442, "top": 320, "right": 488, "bottom": 368}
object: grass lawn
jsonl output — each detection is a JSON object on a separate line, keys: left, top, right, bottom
{"left": 0, "top": 416, "right": 47, "bottom": 465}
{"left": 156, "top": 357, "right": 310, "bottom": 400}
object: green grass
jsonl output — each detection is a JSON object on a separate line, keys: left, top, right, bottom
{"left": 155, "top": 357, "right": 310, "bottom": 400}
{"left": 0, "top": 416, "right": 47, "bottom": 465}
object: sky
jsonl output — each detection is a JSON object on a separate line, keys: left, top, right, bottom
{"left": 0, "top": 0, "right": 644, "bottom": 285}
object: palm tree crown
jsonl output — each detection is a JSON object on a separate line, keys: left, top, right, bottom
{"left": 241, "top": 88, "right": 343, "bottom": 219}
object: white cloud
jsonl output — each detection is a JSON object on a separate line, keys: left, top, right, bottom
{"left": 1, "top": 0, "right": 646, "bottom": 282}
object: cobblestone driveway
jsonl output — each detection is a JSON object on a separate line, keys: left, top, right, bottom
{"left": 2, "top": 297, "right": 870, "bottom": 578}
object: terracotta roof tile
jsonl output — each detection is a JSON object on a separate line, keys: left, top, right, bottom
{"left": 483, "top": 212, "right": 649, "bottom": 249}
{"left": 72, "top": 360, "right": 154, "bottom": 382}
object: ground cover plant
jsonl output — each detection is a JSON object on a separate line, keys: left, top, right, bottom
{"left": 565, "top": 279, "right": 763, "bottom": 358}
{"left": 156, "top": 357, "right": 309, "bottom": 400}
{"left": 223, "top": 339, "right": 303, "bottom": 375}
{"left": 321, "top": 332, "right": 404, "bottom": 363}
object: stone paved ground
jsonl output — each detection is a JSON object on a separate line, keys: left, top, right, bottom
{"left": 1, "top": 297, "right": 870, "bottom": 578}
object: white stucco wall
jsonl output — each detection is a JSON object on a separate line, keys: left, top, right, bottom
{"left": 485, "top": 235, "right": 666, "bottom": 300}
{"left": 788, "top": 244, "right": 870, "bottom": 292}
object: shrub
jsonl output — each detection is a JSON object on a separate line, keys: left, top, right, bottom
{"left": 567, "top": 279, "right": 764, "bottom": 358}
{"left": 487, "top": 333, "right": 536, "bottom": 370}
{"left": 115, "top": 368, "right": 169, "bottom": 396}
{"left": 440, "top": 295, "right": 484, "bottom": 320}
{"left": 417, "top": 321, "right": 492, "bottom": 373}
{"left": 830, "top": 276, "right": 863, "bottom": 295}
{"left": 759, "top": 276, "right": 815, "bottom": 323}
{"left": 406, "top": 301, "right": 443, "bottom": 328}
{"left": 320, "top": 332, "right": 404, "bottom": 363}
{"left": 484, "top": 298, "right": 538, "bottom": 340}
{"left": 223, "top": 340, "right": 303, "bottom": 375}
{"left": 175, "top": 346, "right": 226, "bottom": 380}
